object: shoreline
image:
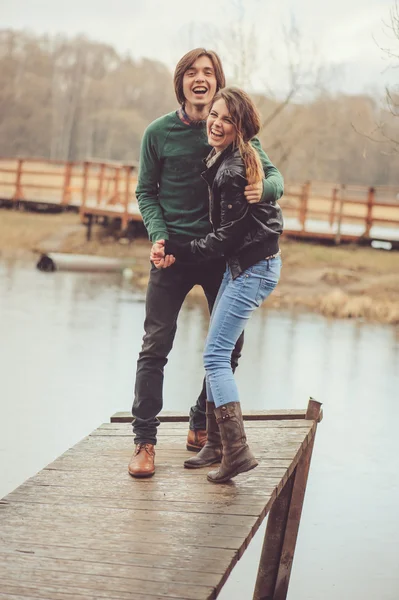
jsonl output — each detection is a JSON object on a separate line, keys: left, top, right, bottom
{"left": 1, "top": 209, "right": 399, "bottom": 324}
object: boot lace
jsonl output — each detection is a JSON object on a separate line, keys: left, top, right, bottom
{"left": 135, "top": 443, "right": 153, "bottom": 456}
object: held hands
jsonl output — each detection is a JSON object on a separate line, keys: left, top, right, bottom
{"left": 150, "top": 240, "right": 176, "bottom": 269}
{"left": 244, "top": 180, "right": 262, "bottom": 204}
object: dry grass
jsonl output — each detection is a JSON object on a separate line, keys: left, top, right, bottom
{"left": 0, "top": 209, "right": 79, "bottom": 258}
{"left": 280, "top": 238, "right": 399, "bottom": 273}
{"left": 0, "top": 208, "right": 148, "bottom": 259}
{"left": 318, "top": 289, "right": 399, "bottom": 324}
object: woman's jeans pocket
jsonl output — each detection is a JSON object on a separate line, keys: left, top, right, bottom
{"left": 242, "top": 256, "right": 281, "bottom": 306}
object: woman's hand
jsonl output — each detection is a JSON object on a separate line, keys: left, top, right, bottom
{"left": 151, "top": 241, "right": 165, "bottom": 261}
{"left": 244, "top": 181, "right": 262, "bottom": 204}
{"left": 151, "top": 240, "right": 176, "bottom": 269}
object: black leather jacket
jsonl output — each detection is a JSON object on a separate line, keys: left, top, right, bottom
{"left": 164, "top": 146, "right": 284, "bottom": 278}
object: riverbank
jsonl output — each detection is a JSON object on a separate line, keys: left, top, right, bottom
{"left": 1, "top": 209, "right": 399, "bottom": 323}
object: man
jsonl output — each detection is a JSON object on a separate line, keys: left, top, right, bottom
{"left": 129, "top": 48, "right": 283, "bottom": 478}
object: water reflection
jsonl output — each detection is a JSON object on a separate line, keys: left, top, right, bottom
{"left": 0, "top": 259, "right": 398, "bottom": 600}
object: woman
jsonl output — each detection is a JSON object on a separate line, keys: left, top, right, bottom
{"left": 151, "top": 87, "right": 283, "bottom": 483}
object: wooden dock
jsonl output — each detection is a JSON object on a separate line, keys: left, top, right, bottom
{"left": 1, "top": 156, "right": 399, "bottom": 246}
{"left": 0, "top": 400, "right": 322, "bottom": 599}
{"left": 0, "top": 157, "right": 141, "bottom": 239}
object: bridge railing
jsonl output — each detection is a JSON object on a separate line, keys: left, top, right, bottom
{"left": 1, "top": 157, "right": 399, "bottom": 242}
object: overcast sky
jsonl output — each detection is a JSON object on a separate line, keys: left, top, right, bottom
{"left": 2, "top": 0, "right": 397, "bottom": 97}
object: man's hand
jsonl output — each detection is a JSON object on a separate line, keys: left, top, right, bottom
{"left": 244, "top": 180, "right": 263, "bottom": 204}
{"left": 150, "top": 240, "right": 175, "bottom": 269}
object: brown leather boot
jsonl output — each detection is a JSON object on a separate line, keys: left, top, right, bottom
{"left": 184, "top": 401, "right": 222, "bottom": 468}
{"left": 186, "top": 428, "right": 207, "bottom": 452}
{"left": 207, "top": 402, "right": 258, "bottom": 484}
{"left": 128, "top": 443, "right": 155, "bottom": 478}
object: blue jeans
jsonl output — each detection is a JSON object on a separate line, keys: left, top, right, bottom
{"left": 204, "top": 256, "right": 281, "bottom": 408}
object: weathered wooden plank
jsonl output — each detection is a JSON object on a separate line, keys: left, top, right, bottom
{"left": 3, "top": 487, "right": 268, "bottom": 517}
{"left": 81, "top": 428, "right": 311, "bottom": 443}
{"left": 0, "top": 505, "right": 255, "bottom": 540}
{"left": 0, "top": 552, "right": 222, "bottom": 588}
{"left": 0, "top": 531, "right": 237, "bottom": 564}
{"left": 0, "top": 522, "right": 246, "bottom": 553}
{"left": 110, "top": 410, "right": 308, "bottom": 423}
{"left": 44, "top": 446, "right": 300, "bottom": 463}
{"left": 96, "top": 439, "right": 296, "bottom": 450}
{"left": 0, "top": 578, "right": 202, "bottom": 600}
{"left": 102, "top": 420, "right": 313, "bottom": 430}
{"left": 0, "top": 593, "right": 144, "bottom": 600}
{"left": 0, "top": 570, "right": 211, "bottom": 600}
{"left": 0, "top": 582, "right": 191, "bottom": 600}
{"left": 91, "top": 424, "right": 312, "bottom": 436}
{"left": 43, "top": 455, "right": 294, "bottom": 471}
{"left": 0, "top": 501, "right": 258, "bottom": 529}
{"left": 68, "top": 436, "right": 306, "bottom": 456}
{"left": 40, "top": 467, "right": 289, "bottom": 484}
{"left": 19, "top": 468, "right": 287, "bottom": 494}
{"left": 38, "top": 464, "right": 289, "bottom": 481}
{"left": 8, "top": 484, "right": 276, "bottom": 508}
{"left": 0, "top": 590, "right": 102, "bottom": 600}
{"left": 0, "top": 586, "right": 180, "bottom": 600}
{"left": 0, "top": 518, "right": 263, "bottom": 563}
{"left": 0, "top": 543, "right": 234, "bottom": 576}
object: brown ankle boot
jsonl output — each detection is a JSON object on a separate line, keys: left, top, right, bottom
{"left": 186, "top": 429, "right": 207, "bottom": 452}
{"left": 207, "top": 402, "right": 258, "bottom": 484}
{"left": 184, "top": 401, "right": 222, "bottom": 469}
{"left": 128, "top": 443, "right": 155, "bottom": 478}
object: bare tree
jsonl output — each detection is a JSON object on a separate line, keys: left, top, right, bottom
{"left": 383, "top": 2, "right": 399, "bottom": 146}
{"left": 354, "top": 1, "right": 399, "bottom": 153}
{"left": 0, "top": 29, "right": 398, "bottom": 185}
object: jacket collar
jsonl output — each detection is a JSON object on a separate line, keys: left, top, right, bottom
{"left": 201, "top": 144, "right": 235, "bottom": 186}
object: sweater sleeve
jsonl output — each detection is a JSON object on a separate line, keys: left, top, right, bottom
{"left": 135, "top": 125, "right": 169, "bottom": 242}
{"left": 164, "top": 173, "right": 249, "bottom": 263}
{"left": 251, "top": 137, "right": 284, "bottom": 204}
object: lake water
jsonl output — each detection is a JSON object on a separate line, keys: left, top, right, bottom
{"left": 1, "top": 257, "right": 398, "bottom": 600}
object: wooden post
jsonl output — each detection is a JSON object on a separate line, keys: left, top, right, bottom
{"left": 253, "top": 398, "right": 322, "bottom": 600}
{"left": 79, "top": 161, "right": 89, "bottom": 227}
{"left": 12, "top": 158, "right": 24, "bottom": 202}
{"left": 299, "top": 181, "right": 310, "bottom": 232}
{"left": 334, "top": 185, "right": 345, "bottom": 245}
{"left": 305, "top": 397, "right": 323, "bottom": 422}
{"left": 86, "top": 214, "right": 93, "bottom": 241}
{"left": 365, "top": 187, "right": 375, "bottom": 238}
{"left": 253, "top": 472, "right": 295, "bottom": 600}
{"left": 329, "top": 187, "right": 338, "bottom": 227}
{"left": 80, "top": 161, "right": 89, "bottom": 209}
{"left": 122, "top": 166, "right": 132, "bottom": 232}
{"left": 62, "top": 161, "right": 73, "bottom": 205}
{"left": 110, "top": 167, "right": 120, "bottom": 205}
{"left": 97, "top": 163, "right": 105, "bottom": 206}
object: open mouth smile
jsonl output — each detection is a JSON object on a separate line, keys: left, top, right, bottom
{"left": 192, "top": 86, "right": 208, "bottom": 96}
{"left": 210, "top": 128, "right": 223, "bottom": 139}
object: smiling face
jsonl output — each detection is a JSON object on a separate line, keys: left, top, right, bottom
{"left": 182, "top": 55, "right": 217, "bottom": 113}
{"left": 207, "top": 98, "right": 236, "bottom": 152}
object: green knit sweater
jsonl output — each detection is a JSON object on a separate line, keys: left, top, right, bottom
{"left": 135, "top": 111, "right": 284, "bottom": 242}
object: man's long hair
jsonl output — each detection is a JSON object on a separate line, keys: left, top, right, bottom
{"left": 213, "top": 87, "right": 264, "bottom": 185}
{"left": 174, "top": 48, "right": 226, "bottom": 106}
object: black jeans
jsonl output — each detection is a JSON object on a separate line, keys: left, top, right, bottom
{"left": 132, "top": 258, "right": 244, "bottom": 445}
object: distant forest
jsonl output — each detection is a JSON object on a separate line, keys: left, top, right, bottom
{"left": 1, "top": 30, "right": 398, "bottom": 185}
